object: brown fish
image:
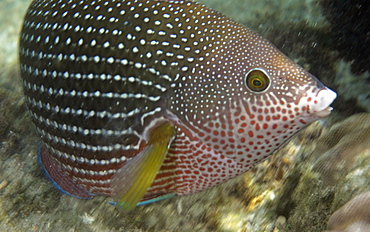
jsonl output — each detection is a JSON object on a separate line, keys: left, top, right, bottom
{"left": 19, "top": 0, "right": 336, "bottom": 210}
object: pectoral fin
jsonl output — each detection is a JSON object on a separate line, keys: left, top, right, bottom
{"left": 111, "top": 121, "right": 176, "bottom": 211}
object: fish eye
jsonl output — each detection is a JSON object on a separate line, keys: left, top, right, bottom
{"left": 245, "top": 68, "right": 271, "bottom": 93}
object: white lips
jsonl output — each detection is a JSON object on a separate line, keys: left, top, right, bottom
{"left": 312, "top": 87, "right": 337, "bottom": 118}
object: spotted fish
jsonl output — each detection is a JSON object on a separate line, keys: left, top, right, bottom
{"left": 19, "top": 0, "right": 337, "bottom": 211}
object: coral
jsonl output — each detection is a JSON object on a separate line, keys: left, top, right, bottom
{"left": 326, "top": 191, "right": 370, "bottom": 232}
{"left": 311, "top": 113, "right": 370, "bottom": 184}
{"left": 282, "top": 114, "right": 370, "bottom": 231}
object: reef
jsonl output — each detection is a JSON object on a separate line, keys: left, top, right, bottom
{"left": 278, "top": 113, "right": 370, "bottom": 231}
{"left": 326, "top": 191, "right": 370, "bottom": 232}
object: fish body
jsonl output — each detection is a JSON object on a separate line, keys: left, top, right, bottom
{"left": 19, "top": 0, "right": 336, "bottom": 209}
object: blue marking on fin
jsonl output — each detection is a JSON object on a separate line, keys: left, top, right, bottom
{"left": 136, "top": 193, "right": 176, "bottom": 206}
{"left": 38, "top": 144, "right": 94, "bottom": 199}
{"left": 109, "top": 193, "right": 176, "bottom": 207}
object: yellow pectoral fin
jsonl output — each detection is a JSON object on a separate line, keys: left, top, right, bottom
{"left": 111, "top": 122, "right": 176, "bottom": 211}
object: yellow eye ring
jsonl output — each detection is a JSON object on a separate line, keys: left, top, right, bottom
{"left": 245, "top": 68, "right": 271, "bottom": 92}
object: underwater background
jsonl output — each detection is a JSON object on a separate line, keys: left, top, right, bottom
{"left": 0, "top": 0, "right": 369, "bottom": 231}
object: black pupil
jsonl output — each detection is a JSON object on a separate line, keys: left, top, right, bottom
{"left": 252, "top": 78, "right": 262, "bottom": 87}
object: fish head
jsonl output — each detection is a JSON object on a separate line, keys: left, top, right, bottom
{"left": 221, "top": 31, "right": 337, "bottom": 157}
{"left": 240, "top": 34, "right": 337, "bottom": 126}
{"left": 171, "top": 28, "right": 337, "bottom": 162}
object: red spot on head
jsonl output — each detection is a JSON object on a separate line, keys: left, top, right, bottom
{"left": 234, "top": 108, "right": 241, "bottom": 116}
{"left": 299, "top": 119, "right": 307, "bottom": 124}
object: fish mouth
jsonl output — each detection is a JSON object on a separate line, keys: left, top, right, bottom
{"left": 314, "top": 106, "right": 334, "bottom": 118}
{"left": 311, "top": 87, "right": 337, "bottom": 118}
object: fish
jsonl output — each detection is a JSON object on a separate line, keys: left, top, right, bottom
{"left": 19, "top": 0, "right": 337, "bottom": 211}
